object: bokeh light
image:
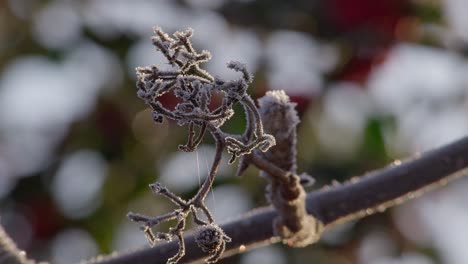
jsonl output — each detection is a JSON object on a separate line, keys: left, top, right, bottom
{"left": 51, "top": 150, "right": 108, "bottom": 219}
{"left": 50, "top": 228, "right": 98, "bottom": 264}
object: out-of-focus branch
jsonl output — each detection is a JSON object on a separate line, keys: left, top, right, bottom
{"left": 0, "top": 225, "right": 35, "bottom": 264}
{"left": 88, "top": 135, "right": 468, "bottom": 264}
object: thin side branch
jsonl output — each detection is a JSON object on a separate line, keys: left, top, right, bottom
{"left": 88, "top": 135, "right": 468, "bottom": 264}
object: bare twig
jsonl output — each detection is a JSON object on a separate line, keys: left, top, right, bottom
{"left": 88, "top": 135, "right": 468, "bottom": 264}
{"left": 247, "top": 90, "right": 320, "bottom": 247}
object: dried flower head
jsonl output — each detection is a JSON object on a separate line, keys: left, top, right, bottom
{"left": 195, "top": 224, "right": 231, "bottom": 263}
{"left": 128, "top": 27, "right": 275, "bottom": 264}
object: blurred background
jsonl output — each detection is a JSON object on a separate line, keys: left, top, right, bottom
{"left": 1, "top": 0, "right": 468, "bottom": 263}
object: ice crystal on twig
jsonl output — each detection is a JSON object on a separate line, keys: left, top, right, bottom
{"left": 128, "top": 27, "right": 275, "bottom": 263}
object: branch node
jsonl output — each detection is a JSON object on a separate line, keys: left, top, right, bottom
{"left": 256, "top": 90, "right": 323, "bottom": 247}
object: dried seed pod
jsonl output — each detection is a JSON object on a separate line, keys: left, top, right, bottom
{"left": 195, "top": 224, "right": 225, "bottom": 254}
{"left": 195, "top": 224, "right": 231, "bottom": 263}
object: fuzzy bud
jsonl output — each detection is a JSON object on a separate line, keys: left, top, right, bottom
{"left": 257, "top": 90, "right": 299, "bottom": 173}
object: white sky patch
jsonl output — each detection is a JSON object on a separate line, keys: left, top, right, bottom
{"left": 126, "top": 38, "right": 174, "bottom": 79}
{"left": 158, "top": 145, "right": 231, "bottom": 193}
{"left": 183, "top": 10, "right": 229, "bottom": 49}
{"left": 369, "top": 252, "right": 434, "bottom": 264}
{"left": 0, "top": 56, "right": 70, "bottom": 175}
{"left": 1, "top": 129, "right": 65, "bottom": 177}
{"left": 393, "top": 199, "right": 432, "bottom": 247}
{"left": 320, "top": 220, "right": 356, "bottom": 246}
{"left": 265, "top": 30, "right": 337, "bottom": 96}
{"left": 0, "top": 56, "right": 82, "bottom": 128}
{"left": 368, "top": 44, "right": 468, "bottom": 116}
{"left": 412, "top": 106, "right": 468, "bottom": 151}
{"left": 206, "top": 29, "right": 261, "bottom": 80}
{"left": 241, "top": 245, "right": 286, "bottom": 264}
{"left": 126, "top": 13, "right": 256, "bottom": 82}
{"left": 82, "top": 0, "right": 189, "bottom": 39}
{"left": 443, "top": 0, "right": 468, "bottom": 42}
{"left": 367, "top": 43, "right": 468, "bottom": 154}
{"left": 386, "top": 104, "right": 468, "bottom": 154}
{"left": 323, "top": 82, "right": 372, "bottom": 135}
{"left": 32, "top": 1, "right": 82, "bottom": 50}
{"left": 112, "top": 220, "right": 148, "bottom": 251}
{"left": 418, "top": 179, "right": 468, "bottom": 264}
{"left": 51, "top": 228, "right": 99, "bottom": 264}
{"left": 0, "top": 46, "right": 119, "bottom": 128}
{"left": 0, "top": 40, "right": 120, "bottom": 177}
{"left": 185, "top": 0, "right": 228, "bottom": 9}
{"left": 315, "top": 82, "right": 371, "bottom": 159}
{"left": 204, "top": 185, "right": 252, "bottom": 223}
{"left": 357, "top": 230, "right": 397, "bottom": 264}
{"left": 63, "top": 41, "right": 123, "bottom": 95}
{"left": 52, "top": 150, "right": 107, "bottom": 219}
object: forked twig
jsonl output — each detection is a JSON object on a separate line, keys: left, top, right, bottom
{"left": 128, "top": 27, "right": 275, "bottom": 264}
